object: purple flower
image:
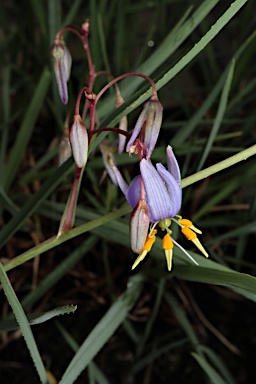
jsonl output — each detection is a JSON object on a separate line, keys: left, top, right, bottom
{"left": 112, "top": 146, "right": 181, "bottom": 256}
{"left": 113, "top": 146, "right": 182, "bottom": 223}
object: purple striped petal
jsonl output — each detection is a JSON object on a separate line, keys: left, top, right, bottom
{"left": 166, "top": 146, "right": 181, "bottom": 188}
{"left": 126, "top": 176, "right": 141, "bottom": 209}
{"left": 156, "top": 163, "right": 181, "bottom": 216}
{"left": 140, "top": 159, "right": 171, "bottom": 222}
{"left": 144, "top": 101, "right": 163, "bottom": 159}
{"left": 112, "top": 165, "right": 129, "bottom": 195}
{"left": 126, "top": 101, "right": 149, "bottom": 153}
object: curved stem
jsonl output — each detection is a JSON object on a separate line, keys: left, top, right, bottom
{"left": 75, "top": 86, "right": 91, "bottom": 115}
{"left": 95, "top": 72, "right": 158, "bottom": 105}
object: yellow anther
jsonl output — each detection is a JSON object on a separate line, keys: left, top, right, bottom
{"left": 143, "top": 234, "right": 156, "bottom": 252}
{"left": 162, "top": 234, "right": 174, "bottom": 250}
{"left": 178, "top": 218, "right": 202, "bottom": 234}
{"left": 179, "top": 218, "right": 192, "bottom": 227}
{"left": 181, "top": 227, "right": 197, "bottom": 241}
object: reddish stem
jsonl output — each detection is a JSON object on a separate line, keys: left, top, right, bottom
{"left": 63, "top": 166, "right": 82, "bottom": 231}
{"left": 95, "top": 72, "right": 158, "bottom": 104}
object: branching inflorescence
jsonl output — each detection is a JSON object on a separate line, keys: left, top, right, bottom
{"left": 51, "top": 20, "right": 208, "bottom": 271}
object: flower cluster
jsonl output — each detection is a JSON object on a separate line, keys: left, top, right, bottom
{"left": 51, "top": 21, "right": 208, "bottom": 270}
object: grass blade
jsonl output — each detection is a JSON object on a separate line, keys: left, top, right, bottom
{"left": 60, "top": 274, "right": 143, "bottom": 384}
{"left": 0, "top": 263, "right": 48, "bottom": 384}
{"left": 3, "top": 68, "right": 51, "bottom": 191}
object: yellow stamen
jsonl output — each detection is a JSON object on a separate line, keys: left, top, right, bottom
{"left": 131, "top": 232, "right": 157, "bottom": 270}
{"left": 162, "top": 233, "right": 174, "bottom": 250}
{"left": 191, "top": 238, "right": 209, "bottom": 258}
{"left": 162, "top": 234, "right": 174, "bottom": 271}
{"left": 181, "top": 227, "right": 197, "bottom": 241}
{"left": 179, "top": 218, "right": 192, "bottom": 227}
{"left": 165, "top": 249, "right": 173, "bottom": 271}
{"left": 132, "top": 250, "right": 148, "bottom": 270}
{"left": 181, "top": 228, "right": 208, "bottom": 258}
{"left": 179, "top": 218, "right": 202, "bottom": 234}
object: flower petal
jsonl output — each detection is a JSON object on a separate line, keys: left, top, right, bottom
{"left": 126, "top": 101, "right": 149, "bottom": 154}
{"left": 140, "top": 159, "right": 171, "bottom": 222}
{"left": 126, "top": 176, "right": 141, "bottom": 209}
{"left": 156, "top": 163, "right": 181, "bottom": 216}
{"left": 144, "top": 101, "right": 163, "bottom": 159}
{"left": 111, "top": 165, "right": 129, "bottom": 194}
{"left": 166, "top": 146, "right": 181, "bottom": 188}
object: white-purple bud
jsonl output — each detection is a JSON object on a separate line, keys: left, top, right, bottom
{"left": 69, "top": 115, "right": 88, "bottom": 168}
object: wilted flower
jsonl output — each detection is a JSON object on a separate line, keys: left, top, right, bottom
{"left": 113, "top": 146, "right": 208, "bottom": 270}
{"left": 69, "top": 115, "right": 88, "bottom": 168}
{"left": 51, "top": 38, "right": 72, "bottom": 104}
{"left": 126, "top": 100, "right": 163, "bottom": 159}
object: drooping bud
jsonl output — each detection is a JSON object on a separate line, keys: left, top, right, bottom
{"left": 126, "top": 100, "right": 163, "bottom": 159}
{"left": 69, "top": 115, "right": 88, "bottom": 168}
{"left": 130, "top": 198, "right": 150, "bottom": 254}
{"left": 51, "top": 38, "right": 72, "bottom": 104}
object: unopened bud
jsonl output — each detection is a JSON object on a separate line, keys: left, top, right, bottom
{"left": 69, "top": 115, "right": 88, "bottom": 168}
{"left": 51, "top": 39, "right": 72, "bottom": 104}
{"left": 130, "top": 199, "right": 150, "bottom": 254}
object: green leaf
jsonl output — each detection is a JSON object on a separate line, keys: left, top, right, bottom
{"left": 0, "top": 305, "right": 77, "bottom": 332}
{"left": 0, "top": 263, "right": 48, "bottom": 384}
{"left": 3, "top": 68, "right": 51, "bottom": 191}
{"left": 192, "top": 352, "right": 227, "bottom": 384}
{"left": 60, "top": 275, "right": 144, "bottom": 384}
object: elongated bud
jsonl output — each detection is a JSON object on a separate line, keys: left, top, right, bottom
{"left": 130, "top": 199, "right": 150, "bottom": 254}
{"left": 69, "top": 115, "right": 88, "bottom": 168}
{"left": 51, "top": 38, "right": 72, "bottom": 104}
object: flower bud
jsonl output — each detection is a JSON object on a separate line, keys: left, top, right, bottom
{"left": 130, "top": 199, "right": 150, "bottom": 254}
{"left": 69, "top": 115, "right": 88, "bottom": 168}
{"left": 51, "top": 39, "right": 72, "bottom": 104}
